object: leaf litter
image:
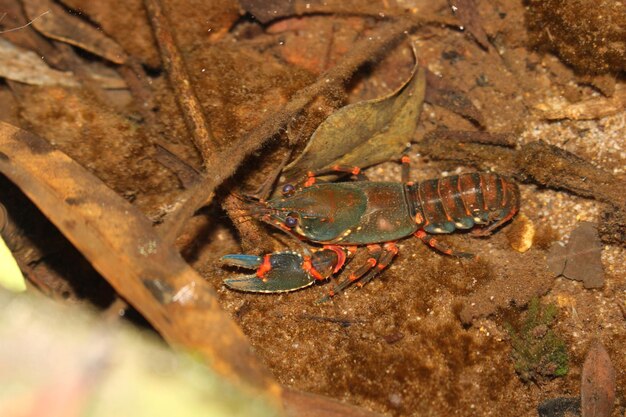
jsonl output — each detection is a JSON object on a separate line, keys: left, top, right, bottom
{"left": 547, "top": 222, "right": 605, "bottom": 289}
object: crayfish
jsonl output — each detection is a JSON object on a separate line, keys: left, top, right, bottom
{"left": 221, "top": 161, "right": 519, "bottom": 299}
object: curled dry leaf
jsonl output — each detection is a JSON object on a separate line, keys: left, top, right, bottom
{"left": 284, "top": 55, "right": 426, "bottom": 180}
{"left": 22, "top": 0, "right": 128, "bottom": 64}
{"left": 424, "top": 69, "right": 486, "bottom": 126}
{"left": 547, "top": 222, "right": 605, "bottom": 289}
{"left": 0, "top": 38, "right": 78, "bottom": 87}
{"left": 581, "top": 340, "right": 616, "bottom": 417}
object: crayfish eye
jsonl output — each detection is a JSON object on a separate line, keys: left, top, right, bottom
{"left": 281, "top": 183, "right": 296, "bottom": 197}
{"left": 285, "top": 214, "right": 298, "bottom": 228}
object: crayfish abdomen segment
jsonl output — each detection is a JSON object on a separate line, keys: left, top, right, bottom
{"left": 409, "top": 173, "right": 519, "bottom": 234}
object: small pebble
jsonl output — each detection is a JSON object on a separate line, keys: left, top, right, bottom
{"left": 507, "top": 213, "right": 535, "bottom": 253}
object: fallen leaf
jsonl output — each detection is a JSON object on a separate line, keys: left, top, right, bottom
{"left": 547, "top": 241, "right": 567, "bottom": 276}
{"left": 548, "top": 222, "right": 605, "bottom": 288}
{"left": 424, "top": 69, "right": 485, "bottom": 126}
{"left": 284, "top": 53, "right": 425, "bottom": 180}
{"left": 23, "top": 0, "right": 128, "bottom": 64}
{"left": 581, "top": 340, "right": 616, "bottom": 417}
{"left": 59, "top": 0, "right": 160, "bottom": 67}
{"left": 0, "top": 37, "right": 78, "bottom": 87}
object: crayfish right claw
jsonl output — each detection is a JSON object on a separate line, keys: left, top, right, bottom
{"left": 221, "top": 252, "right": 317, "bottom": 293}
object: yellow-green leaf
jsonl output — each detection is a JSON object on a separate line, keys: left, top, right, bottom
{"left": 284, "top": 53, "right": 426, "bottom": 180}
{"left": 0, "top": 234, "right": 26, "bottom": 292}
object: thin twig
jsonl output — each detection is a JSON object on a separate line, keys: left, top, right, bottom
{"left": 143, "top": 0, "right": 217, "bottom": 165}
{"left": 0, "top": 10, "right": 49, "bottom": 34}
{"left": 159, "top": 16, "right": 424, "bottom": 243}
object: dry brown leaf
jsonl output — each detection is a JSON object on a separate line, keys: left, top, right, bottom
{"left": 284, "top": 58, "right": 425, "bottom": 180}
{"left": 547, "top": 222, "right": 605, "bottom": 288}
{"left": 546, "top": 241, "right": 567, "bottom": 277}
{"left": 0, "top": 37, "right": 78, "bottom": 87}
{"left": 581, "top": 340, "right": 616, "bottom": 417}
{"left": 23, "top": 0, "right": 128, "bottom": 64}
{"left": 424, "top": 69, "right": 486, "bottom": 126}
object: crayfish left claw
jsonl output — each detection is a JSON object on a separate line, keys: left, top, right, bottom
{"left": 221, "top": 254, "right": 264, "bottom": 269}
{"left": 221, "top": 252, "right": 317, "bottom": 293}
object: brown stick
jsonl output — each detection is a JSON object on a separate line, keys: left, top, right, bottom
{"left": 143, "top": 0, "right": 217, "bottom": 164}
{"left": 0, "top": 122, "right": 280, "bottom": 403}
{"left": 160, "top": 16, "right": 423, "bottom": 243}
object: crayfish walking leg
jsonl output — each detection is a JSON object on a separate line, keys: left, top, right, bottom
{"left": 318, "top": 242, "right": 399, "bottom": 303}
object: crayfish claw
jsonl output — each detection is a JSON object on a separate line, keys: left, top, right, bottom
{"left": 220, "top": 254, "right": 263, "bottom": 268}
{"left": 222, "top": 251, "right": 317, "bottom": 293}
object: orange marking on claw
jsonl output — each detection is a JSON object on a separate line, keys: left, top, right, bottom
{"left": 304, "top": 177, "right": 316, "bottom": 187}
{"left": 256, "top": 255, "right": 272, "bottom": 279}
{"left": 302, "top": 256, "right": 324, "bottom": 280}
{"left": 324, "top": 245, "right": 347, "bottom": 273}
{"left": 351, "top": 167, "right": 361, "bottom": 175}
{"left": 401, "top": 155, "right": 410, "bottom": 164}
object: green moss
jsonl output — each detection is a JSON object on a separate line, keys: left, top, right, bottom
{"left": 506, "top": 298, "right": 569, "bottom": 383}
